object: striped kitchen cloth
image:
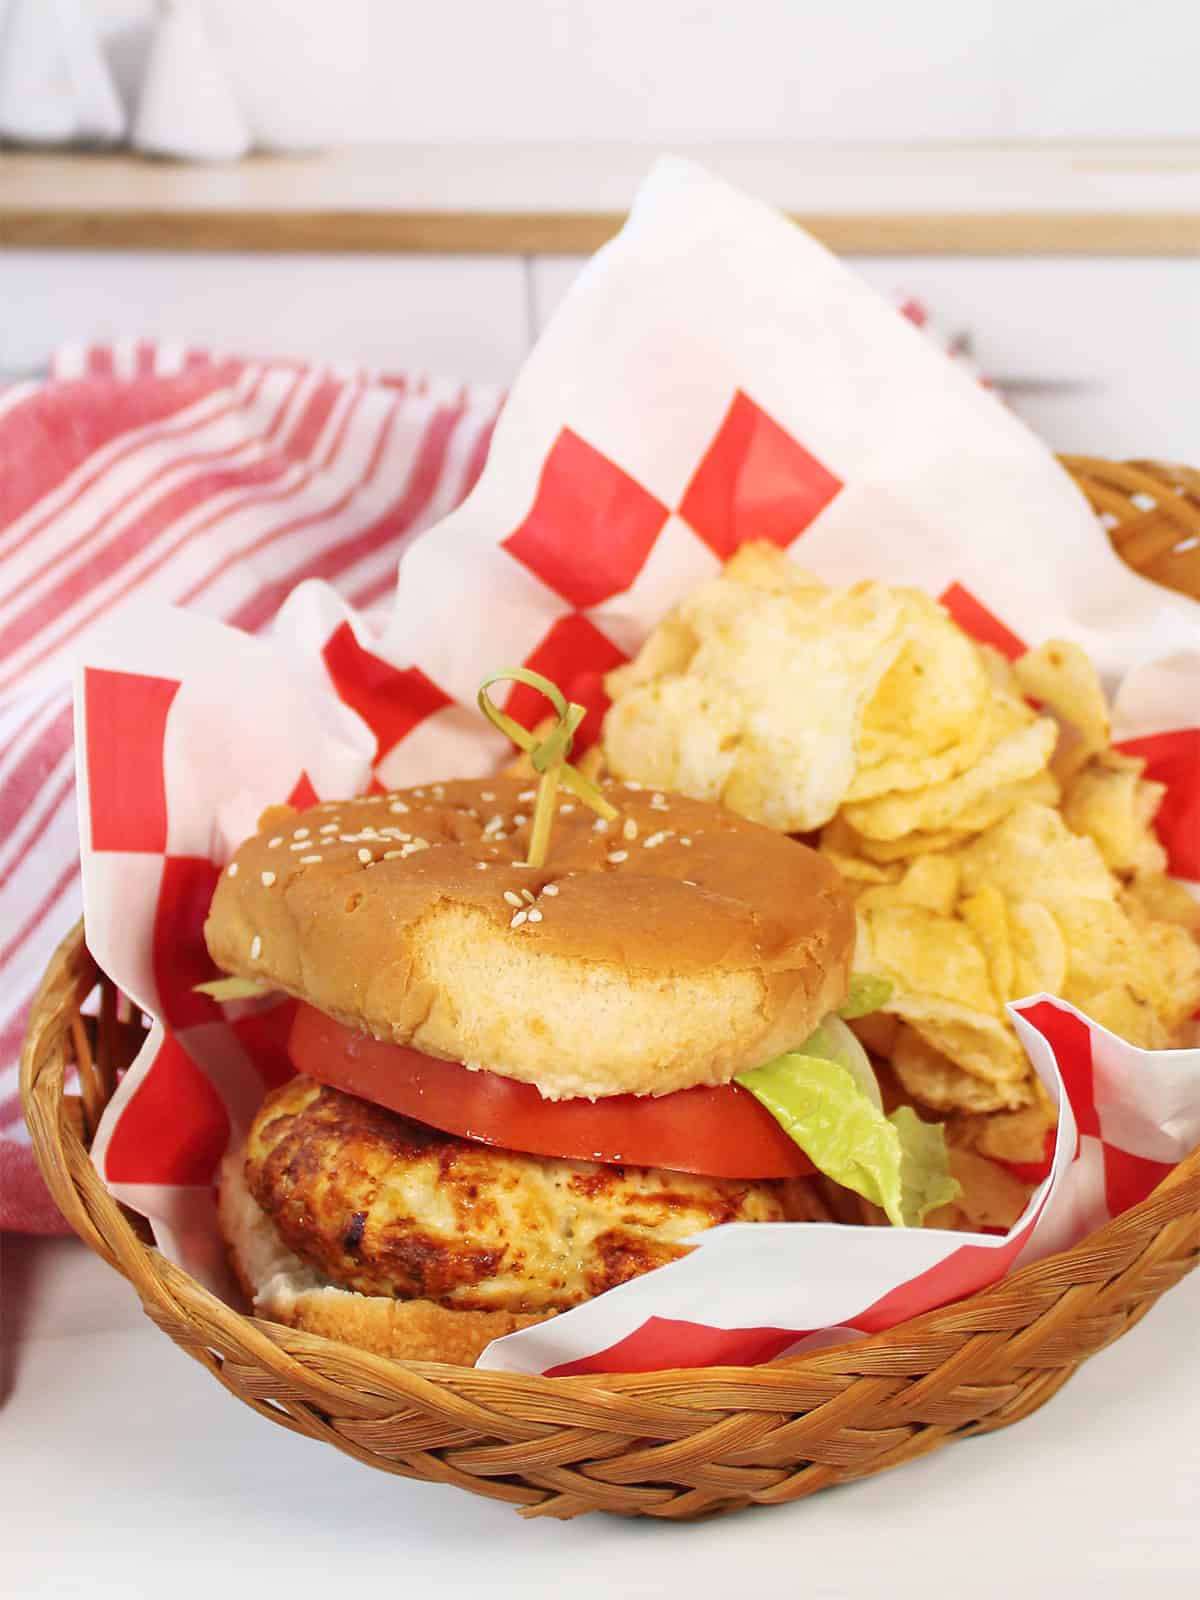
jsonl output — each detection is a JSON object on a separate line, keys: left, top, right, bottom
{"left": 0, "top": 343, "right": 503, "bottom": 1230}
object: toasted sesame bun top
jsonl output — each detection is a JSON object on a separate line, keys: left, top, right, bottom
{"left": 203, "top": 777, "right": 854, "bottom": 1100}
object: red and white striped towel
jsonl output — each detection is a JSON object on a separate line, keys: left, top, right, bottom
{"left": 0, "top": 344, "right": 503, "bottom": 1230}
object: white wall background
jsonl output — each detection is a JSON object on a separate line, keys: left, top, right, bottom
{"left": 79, "top": 0, "right": 1200, "bottom": 145}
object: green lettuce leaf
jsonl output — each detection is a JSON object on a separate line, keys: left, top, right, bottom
{"left": 837, "top": 973, "right": 894, "bottom": 1020}
{"left": 796, "top": 1013, "right": 882, "bottom": 1109}
{"left": 193, "top": 976, "right": 274, "bottom": 1001}
{"left": 735, "top": 1038, "right": 958, "bottom": 1227}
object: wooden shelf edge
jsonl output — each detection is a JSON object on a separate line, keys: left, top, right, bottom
{"left": 2, "top": 209, "right": 1199, "bottom": 255}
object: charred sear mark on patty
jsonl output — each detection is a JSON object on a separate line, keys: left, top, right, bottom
{"left": 244, "top": 1074, "right": 785, "bottom": 1314}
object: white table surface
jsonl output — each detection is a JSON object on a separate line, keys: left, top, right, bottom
{"left": 3, "top": 1230, "right": 1199, "bottom": 1599}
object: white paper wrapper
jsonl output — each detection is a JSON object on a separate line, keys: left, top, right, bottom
{"left": 79, "top": 159, "right": 1200, "bottom": 1376}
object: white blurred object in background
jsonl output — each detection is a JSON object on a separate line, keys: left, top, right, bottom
{"left": 205, "top": 0, "right": 350, "bottom": 152}
{"left": 131, "top": 0, "right": 250, "bottom": 161}
{"left": 0, "top": 0, "right": 125, "bottom": 145}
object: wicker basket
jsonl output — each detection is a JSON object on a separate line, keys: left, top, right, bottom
{"left": 20, "top": 458, "right": 1200, "bottom": 1522}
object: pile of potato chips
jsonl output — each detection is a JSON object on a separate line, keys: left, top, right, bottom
{"left": 601, "top": 543, "right": 1200, "bottom": 1181}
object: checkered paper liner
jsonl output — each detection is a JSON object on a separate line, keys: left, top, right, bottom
{"left": 80, "top": 159, "right": 1200, "bottom": 1376}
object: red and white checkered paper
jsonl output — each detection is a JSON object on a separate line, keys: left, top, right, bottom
{"left": 73, "top": 158, "right": 1200, "bottom": 1375}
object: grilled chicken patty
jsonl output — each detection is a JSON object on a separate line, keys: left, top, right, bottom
{"left": 244, "top": 1075, "right": 786, "bottom": 1314}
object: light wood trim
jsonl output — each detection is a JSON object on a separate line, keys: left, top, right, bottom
{"left": 3, "top": 207, "right": 1200, "bottom": 255}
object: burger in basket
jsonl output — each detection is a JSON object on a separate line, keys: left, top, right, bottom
{"left": 204, "top": 668, "right": 963, "bottom": 1365}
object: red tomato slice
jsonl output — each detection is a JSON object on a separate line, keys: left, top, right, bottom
{"left": 288, "top": 1002, "right": 813, "bottom": 1181}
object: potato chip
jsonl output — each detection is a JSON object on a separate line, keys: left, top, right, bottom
{"left": 821, "top": 850, "right": 903, "bottom": 885}
{"left": 848, "top": 1010, "right": 901, "bottom": 1059}
{"left": 1122, "top": 873, "right": 1200, "bottom": 934}
{"left": 1134, "top": 919, "right": 1200, "bottom": 1033}
{"left": 842, "top": 718, "right": 1057, "bottom": 841}
{"left": 959, "top": 803, "right": 1116, "bottom": 907}
{"left": 1014, "top": 637, "right": 1111, "bottom": 756}
{"left": 604, "top": 617, "right": 697, "bottom": 700}
{"left": 1008, "top": 898, "right": 1068, "bottom": 996}
{"left": 948, "top": 767, "right": 1061, "bottom": 834}
{"left": 603, "top": 562, "right": 910, "bottom": 830}
{"left": 969, "top": 1091, "right": 1057, "bottom": 1165}
{"left": 857, "top": 854, "right": 961, "bottom": 917}
{"left": 850, "top": 825, "right": 972, "bottom": 863}
{"left": 1062, "top": 754, "right": 1167, "bottom": 876}
{"left": 888, "top": 994, "right": 1030, "bottom": 1086}
{"left": 721, "top": 542, "right": 828, "bottom": 598}
{"left": 893, "top": 1024, "right": 1032, "bottom": 1113}
{"left": 944, "top": 1148, "right": 1033, "bottom": 1230}
{"left": 859, "top": 904, "right": 997, "bottom": 1014}
{"left": 1074, "top": 985, "right": 1172, "bottom": 1050}
{"left": 846, "top": 591, "right": 992, "bottom": 801}
{"left": 959, "top": 885, "right": 1015, "bottom": 1001}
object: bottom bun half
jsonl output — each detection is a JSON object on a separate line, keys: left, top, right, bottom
{"left": 216, "top": 1141, "right": 553, "bottom": 1365}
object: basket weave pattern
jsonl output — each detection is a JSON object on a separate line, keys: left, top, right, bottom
{"left": 20, "top": 459, "right": 1200, "bottom": 1521}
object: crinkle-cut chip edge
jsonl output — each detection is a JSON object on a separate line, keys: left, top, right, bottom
{"left": 842, "top": 717, "right": 1057, "bottom": 842}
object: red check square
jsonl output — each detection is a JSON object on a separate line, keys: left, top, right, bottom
{"left": 506, "top": 613, "right": 629, "bottom": 753}
{"left": 678, "top": 391, "right": 842, "bottom": 559}
{"left": 322, "top": 621, "right": 453, "bottom": 761}
{"left": 153, "top": 855, "right": 222, "bottom": 1031}
{"left": 503, "top": 428, "right": 668, "bottom": 609}
{"left": 85, "top": 667, "right": 180, "bottom": 853}
{"left": 102, "top": 1031, "right": 230, "bottom": 1186}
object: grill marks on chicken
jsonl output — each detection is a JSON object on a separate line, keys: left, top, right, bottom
{"left": 244, "top": 1076, "right": 785, "bottom": 1314}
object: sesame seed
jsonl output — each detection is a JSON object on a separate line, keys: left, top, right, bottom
{"left": 518, "top": 788, "right": 535, "bottom": 802}
{"left": 481, "top": 790, "right": 495, "bottom": 802}
{"left": 483, "top": 814, "right": 505, "bottom": 834}
{"left": 558, "top": 803, "right": 575, "bottom": 815}
{"left": 413, "top": 789, "right": 426, "bottom": 798}
{"left": 680, "top": 837, "right": 693, "bottom": 846}
{"left": 510, "top": 910, "right": 528, "bottom": 929}
{"left": 432, "top": 784, "right": 445, "bottom": 799}
{"left": 606, "top": 850, "right": 628, "bottom": 864}
{"left": 541, "top": 883, "right": 560, "bottom": 897}
{"left": 527, "top": 907, "right": 543, "bottom": 923}
{"left": 475, "top": 861, "right": 489, "bottom": 870}
{"left": 299, "top": 854, "right": 322, "bottom": 864}
{"left": 624, "top": 781, "right": 643, "bottom": 791}
{"left": 520, "top": 888, "right": 535, "bottom": 904}
{"left": 260, "top": 870, "right": 276, "bottom": 887}
{"left": 319, "top": 822, "right": 339, "bottom": 834}
{"left": 593, "top": 818, "right": 610, "bottom": 833}
{"left": 643, "top": 830, "right": 671, "bottom": 849}
{"left": 503, "top": 890, "right": 523, "bottom": 908}
{"left": 293, "top": 827, "right": 310, "bottom": 840}
{"left": 650, "top": 793, "right": 668, "bottom": 810}
{"left": 389, "top": 800, "right": 410, "bottom": 814}
{"left": 682, "top": 880, "right": 698, "bottom": 888}
{"left": 250, "top": 935, "right": 262, "bottom": 960}
{"left": 511, "top": 860, "right": 530, "bottom": 868}
{"left": 357, "top": 848, "right": 372, "bottom": 864}
{"left": 513, "top": 813, "right": 527, "bottom": 826}
{"left": 267, "top": 836, "right": 283, "bottom": 849}
{"left": 622, "top": 818, "right": 638, "bottom": 841}
{"left": 227, "top": 862, "right": 239, "bottom": 878}
{"left": 383, "top": 850, "right": 402, "bottom": 860}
